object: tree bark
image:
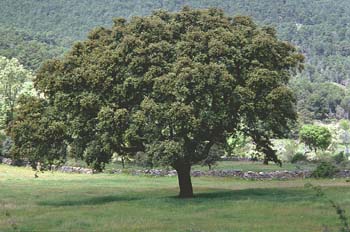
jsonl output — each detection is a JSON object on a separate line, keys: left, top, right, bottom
{"left": 176, "top": 164, "right": 194, "bottom": 198}
{"left": 121, "top": 156, "right": 125, "bottom": 169}
{"left": 263, "top": 156, "right": 269, "bottom": 165}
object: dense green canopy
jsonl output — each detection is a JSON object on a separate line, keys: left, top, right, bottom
{"left": 9, "top": 8, "right": 303, "bottom": 197}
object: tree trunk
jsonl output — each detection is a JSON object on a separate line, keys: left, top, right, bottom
{"left": 176, "top": 165, "right": 194, "bottom": 198}
{"left": 121, "top": 156, "right": 125, "bottom": 169}
{"left": 5, "top": 109, "right": 13, "bottom": 127}
{"left": 263, "top": 156, "right": 269, "bottom": 165}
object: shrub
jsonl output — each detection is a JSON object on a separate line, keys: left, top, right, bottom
{"left": 1, "top": 137, "right": 12, "bottom": 157}
{"left": 0, "top": 133, "right": 5, "bottom": 153}
{"left": 290, "top": 152, "right": 308, "bottom": 163}
{"left": 201, "top": 144, "right": 223, "bottom": 170}
{"left": 333, "top": 152, "right": 347, "bottom": 164}
{"left": 282, "top": 140, "right": 299, "bottom": 162}
{"left": 311, "top": 161, "right": 338, "bottom": 178}
{"left": 135, "top": 152, "right": 153, "bottom": 168}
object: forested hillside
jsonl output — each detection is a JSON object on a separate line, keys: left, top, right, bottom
{"left": 1, "top": 0, "right": 350, "bottom": 121}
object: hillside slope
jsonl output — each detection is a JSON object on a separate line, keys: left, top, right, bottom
{"left": 1, "top": 0, "right": 349, "bottom": 120}
{"left": 1, "top": 1, "right": 349, "bottom": 78}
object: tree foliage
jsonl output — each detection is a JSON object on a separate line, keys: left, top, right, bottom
{"left": 9, "top": 8, "right": 303, "bottom": 197}
{"left": 294, "top": 82, "right": 347, "bottom": 121}
{"left": 0, "top": 56, "right": 33, "bottom": 128}
{"left": 299, "top": 124, "right": 332, "bottom": 153}
{"left": 0, "top": 26, "right": 66, "bottom": 70}
{"left": 7, "top": 96, "right": 67, "bottom": 168}
{"left": 339, "top": 119, "right": 350, "bottom": 155}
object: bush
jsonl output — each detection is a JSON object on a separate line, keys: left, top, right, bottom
{"left": 282, "top": 140, "right": 299, "bottom": 162}
{"left": 1, "top": 137, "right": 12, "bottom": 157}
{"left": 0, "top": 133, "right": 5, "bottom": 153}
{"left": 333, "top": 152, "right": 347, "bottom": 164}
{"left": 311, "top": 161, "right": 338, "bottom": 178}
{"left": 135, "top": 152, "right": 153, "bottom": 168}
{"left": 290, "top": 152, "right": 308, "bottom": 163}
{"left": 202, "top": 144, "right": 223, "bottom": 170}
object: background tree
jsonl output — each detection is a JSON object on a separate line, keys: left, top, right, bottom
{"left": 224, "top": 131, "right": 249, "bottom": 158}
{"left": 299, "top": 124, "right": 332, "bottom": 155}
{"left": 0, "top": 56, "right": 33, "bottom": 128}
{"left": 341, "top": 95, "right": 350, "bottom": 119}
{"left": 339, "top": 119, "right": 350, "bottom": 156}
{"left": 305, "top": 83, "right": 345, "bottom": 120}
{"left": 7, "top": 96, "right": 67, "bottom": 169}
{"left": 12, "top": 8, "right": 303, "bottom": 198}
{"left": 201, "top": 144, "right": 223, "bottom": 170}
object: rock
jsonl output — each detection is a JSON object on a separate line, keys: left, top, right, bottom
{"left": 2, "top": 157, "right": 13, "bottom": 165}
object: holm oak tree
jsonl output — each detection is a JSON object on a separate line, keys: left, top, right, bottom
{"left": 9, "top": 8, "right": 303, "bottom": 198}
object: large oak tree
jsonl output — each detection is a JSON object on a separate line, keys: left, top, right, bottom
{"left": 9, "top": 8, "right": 303, "bottom": 198}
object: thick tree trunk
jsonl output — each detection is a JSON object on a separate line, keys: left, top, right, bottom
{"left": 176, "top": 165, "right": 194, "bottom": 198}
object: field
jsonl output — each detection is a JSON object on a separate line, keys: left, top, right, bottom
{"left": 1, "top": 164, "right": 350, "bottom": 232}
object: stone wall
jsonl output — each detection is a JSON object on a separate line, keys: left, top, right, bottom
{"left": 2, "top": 156, "right": 350, "bottom": 179}
{"left": 110, "top": 169, "right": 313, "bottom": 180}
{"left": 0, "top": 156, "right": 13, "bottom": 165}
{"left": 113, "top": 169, "right": 350, "bottom": 179}
{"left": 0, "top": 156, "right": 94, "bottom": 174}
{"left": 53, "top": 165, "right": 94, "bottom": 174}
{"left": 0, "top": 156, "right": 30, "bottom": 166}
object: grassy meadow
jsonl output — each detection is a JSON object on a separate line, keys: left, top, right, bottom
{"left": 1, "top": 164, "right": 350, "bottom": 232}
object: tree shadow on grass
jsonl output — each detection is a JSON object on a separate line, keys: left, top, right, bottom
{"left": 38, "top": 195, "right": 140, "bottom": 207}
{"left": 166, "top": 188, "right": 317, "bottom": 203}
{"left": 197, "top": 188, "right": 313, "bottom": 201}
{"left": 38, "top": 188, "right": 317, "bottom": 207}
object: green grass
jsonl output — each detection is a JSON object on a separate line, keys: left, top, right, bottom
{"left": 1, "top": 164, "right": 350, "bottom": 232}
